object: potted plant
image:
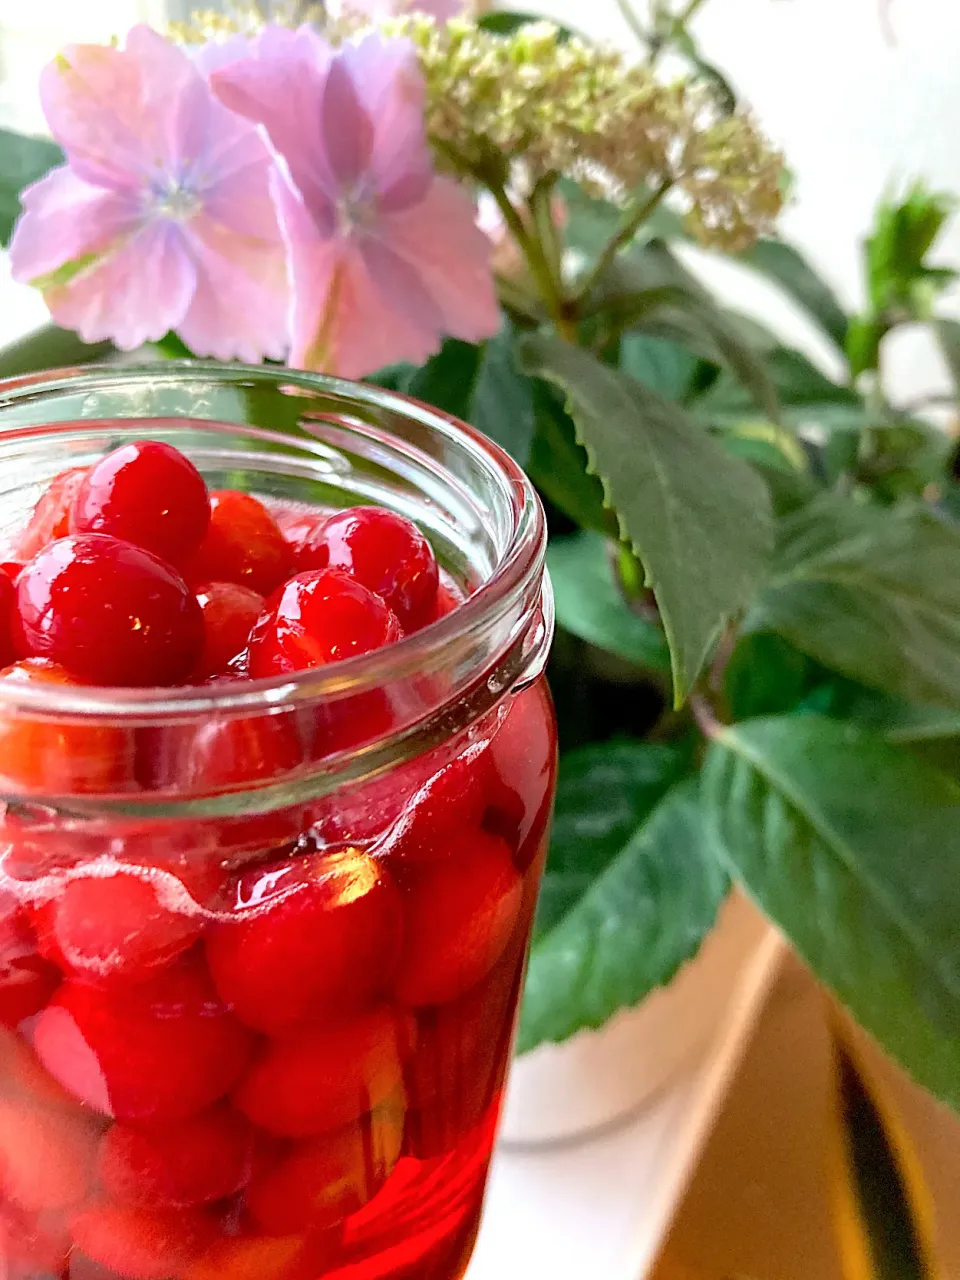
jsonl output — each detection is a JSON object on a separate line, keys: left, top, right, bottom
{"left": 3, "top": 0, "right": 960, "bottom": 1155}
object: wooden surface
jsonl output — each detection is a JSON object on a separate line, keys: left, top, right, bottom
{"left": 650, "top": 954, "right": 960, "bottom": 1280}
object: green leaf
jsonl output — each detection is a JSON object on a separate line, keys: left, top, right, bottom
{"left": 468, "top": 324, "right": 537, "bottom": 464}
{"left": 0, "top": 128, "right": 63, "bottom": 247}
{"left": 586, "top": 241, "right": 779, "bottom": 422}
{"left": 719, "top": 420, "right": 809, "bottom": 474}
{"left": 745, "top": 457, "right": 821, "bottom": 519}
{"left": 532, "top": 740, "right": 690, "bottom": 937}
{"left": 846, "top": 313, "right": 887, "bottom": 379}
{"left": 526, "top": 380, "right": 617, "bottom": 537}
{"left": 725, "top": 631, "right": 815, "bottom": 719}
{"left": 405, "top": 339, "right": 479, "bottom": 417}
{"left": 399, "top": 325, "right": 536, "bottom": 464}
{"left": 737, "top": 238, "right": 849, "bottom": 351}
{"left": 697, "top": 346, "right": 864, "bottom": 433}
{"left": 365, "top": 364, "right": 420, "bottom": 398}
{"left": 703, "top": 714, "right": 960, "bottom": 1114}
{"left": 619, "top": 333, "right": 700, "bottom": 401}
{"left": 749, "top": 494, "right": 960, "bottom": 711}
{"left": 520, "top": 774, "right": 727, "bottom": 1051}
{"left": 154, "top": 332, "right": 194, "bottom": 359}
{"left": 558, "top": 179, "right": 686, "bottom": 261}
{"left": 934, "top": 318, "right": 960, "bottom": 398}
{"left": 519, "top": 334, "right": 774, "bottom": 702}
{"left": 716, "top": 425, "right": 820, "bottom": 519}
{"left": 548, "top": 531, "right": 671, "bottom": 672}
{"left": 866, "top": 183, "right": 955, "bottom": 317}
{"left": 879, "top": 704, "right": 960, "bottom": 780}
{"left": 478, "top": 10, "right": 577, "bottom": 38}
{"left": 858, "top": 421, "right": 952, "bottom": 503}
{"left": 0, "top": 323, "right": 111, "bottom": 378}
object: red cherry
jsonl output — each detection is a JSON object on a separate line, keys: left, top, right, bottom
{"left": 0, "top": 562, "right": 24, "bottom": 583}
{"left": 70, "top": 1203, "right": 216, "bottom": 1280}
{"left": 425, "top": 577, "right": 464, "bottom": 625}
{"left": 98, "top": 1104, "right": 254, "bottom": 1209}
{"left": 248, "top": 569, "right": 403, "bottom": 678}
{"left": 309, "top": 764, "right": 419, "bottom": 850}
{"left": 387, "top": 747, "right": 494, "bottom": 865}
{"left": 0, "top": 1096, "right": 99, "bottom": 1211}
{"left": 206, "top": 848, "right": 402, "bottom": 1034}
{"left": 0, "top": 571, "right": 16, "bottom": 669}
{"left": 192, "top": 582, "right": 264, "bottom": 679}
{"left": 314, "top": 507, "right": 439, "bottom": 629}
{"left": 137, "top": 707, "right": 304, "bottom": 794}
{"left": 246, "top": 1097, "right": 404, "bottom": 1234}
{"left": 107, "top": 824, "right": 226, "bottom": 910}
{"left": 395, "top": 832, "right": 522, "bottom": 1006}
{"left": 185, "top": 1233, "right": 330, "bottom": 1280}
{"left": 0, "top": 897, "right": 60, "bottom": 1025}
{"left": 181, "top": 491, "right": 292, "bottom": 596}
{"left": 34, "top": 958, "right": 253, "bottom": 1121}
{"left": 273, "top": 506, "right": 330, "bottom": 572}
{"left": 486, "top": 681, "right": 557, "bottom": 855}
{"left": 16, "top": 535, "right": 203, "bottom": 687}
{"left": 71, "top": 441, "right": 210, "bottom": 565}
{"left": 404, "top": 959, "right": 520, "bottom": 1159}
{"left": 15, "top": 467, "right": 87, "bottom": 560}
{"left": 5, "top": 818, "right": 224, "bottom": 908}
{"left": 311, "top": 746, "right": 492, "bottom": 864}
{"left": 232, "top": 1006, "right": 406, "bottom": 1137}
{"left": 0, "top": 660, "right": 136, "bottom": 793}
{"left": 32, "top": 859, "right": 203, "bottom": 985}
{"left": 0, "top": 1198, "right": 72, "bottom": 1276}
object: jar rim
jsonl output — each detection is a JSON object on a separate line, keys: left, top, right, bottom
{"left": 0, "top": 361, "right": 547, "bottom": 725}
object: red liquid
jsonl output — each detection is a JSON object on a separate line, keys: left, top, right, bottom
{"left": 0, "top": 674, "right": 555, "bottom": 1280}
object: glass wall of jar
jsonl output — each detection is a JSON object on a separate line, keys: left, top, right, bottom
{"left": 0, "top": 364, "right": 556, "bottom": 1280}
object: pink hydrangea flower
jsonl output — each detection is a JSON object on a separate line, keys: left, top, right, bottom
{"left": 9, "top": 26, "right": 289, "bottom": 360}
{"left": 211, "top": 27, "right": 500, "bottom": 377}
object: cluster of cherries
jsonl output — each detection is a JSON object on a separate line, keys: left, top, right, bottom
{"left": 0, "top": 441, "right": 552, "bottom": 1280}
{"left": 0, "top": 438, "right": 459, "bottom": 693}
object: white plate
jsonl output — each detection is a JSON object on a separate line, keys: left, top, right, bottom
{"left": 467, "top": 927, "right": 786, "bottom": 1280}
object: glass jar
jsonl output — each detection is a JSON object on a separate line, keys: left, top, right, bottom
{"left": 0, "top": 364, "right": 556, "bottom": 1280}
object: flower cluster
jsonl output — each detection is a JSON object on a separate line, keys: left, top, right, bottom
{"left": 10, "top": 20, "right": 498, "bottom": 373}
{"left": 390, "top": 16, "right": 783, "bottom": 251}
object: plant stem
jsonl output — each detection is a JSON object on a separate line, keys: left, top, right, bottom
{"left": 690, "top": 693, "right": 724, "bottom": 740}
{"left": 495, "top": 275, "right": 544, "bottom": 327}
{"left": 572, "top": 179, "right": 674, "bottom": 308}
{"left": 488, "top": 182, "right": 573, "bottom": 340}
{"left": 676, "top": 0, "right": 709, "bottom": 25}
{"left": 529, "top": 173, "right": 563, "bottom": 288}
{"left": 615, "top": 0, "right": 649, "bottom": 45}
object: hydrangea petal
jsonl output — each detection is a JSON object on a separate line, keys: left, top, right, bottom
{"left": 40, "top": 27, "right": 200, "bottom": 191}
{"left": 321, "top": 57, "right": 373, "bottom": 189}
{"left": 359, "top": 236, "right": 444, "bottom": 336}
{"left": 43, "top": 219, "right": 196, "bottom": 350}
{"left": 178, "top": 214, "right": 289, "bottom": 362}
{"left": 210, "top": 27, "right": 338, "bottom": 232}
{"left": 381, "top": 177, "right": 501, "bottom": 342}
{"left": 9, "top": 166, "right": 141, "bottom": 283}
{"left": 336, "top": 37, "right": 432, "bottom": 210}
{"left": 191, "top": 34, "right": 252, "bottom": 79}
{"left": 274, "top": 175, "right": 438, "bottom": 377}
{"left": 331, "top": 252, "right": 445, "bottom": 376}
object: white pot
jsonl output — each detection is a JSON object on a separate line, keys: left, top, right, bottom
{"left": 499, "top": 893, "right": 770, "bottom": 1147}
